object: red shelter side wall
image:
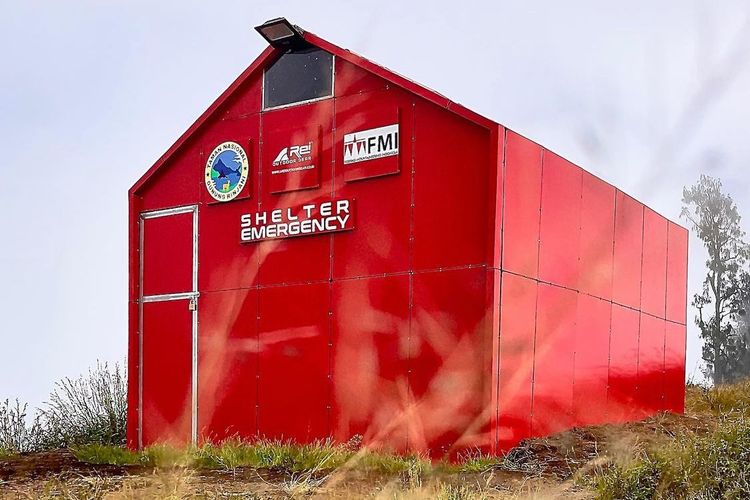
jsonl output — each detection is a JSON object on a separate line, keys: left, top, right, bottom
{"left": 496, "top": 130, "right": 688, "bottom": 452}
{"left": 128, "top": 57, "right": 499, "bottom": 456}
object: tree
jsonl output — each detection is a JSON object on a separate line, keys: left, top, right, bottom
{"left": 682, "top": 175, "right": 749, "bottom": 384}
{"left": 734, "top": 271, "right": 750, "bottom": 376}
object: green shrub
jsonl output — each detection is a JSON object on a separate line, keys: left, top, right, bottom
{"left": 39, "top": 361, "right": 127, "bottom": 448}
{"left": 0, "top": 399, "right": 45, "bottom": 453}
{"left": 594, "top": 456, "right": 661, "bottom": 500}
{"left": 0, "top": 361, "right": 126, "bottom": 453}
{"left": 687, "top": 380, "right": 750, "bottom": 417}
{"left": 595, "top": 417, "right": 750, "bottom": 499}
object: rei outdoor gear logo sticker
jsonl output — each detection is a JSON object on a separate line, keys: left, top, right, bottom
{"left": 205, "top": 142, "right": 249, "bottom": 202}
{"left": 271, "top": 142, "right": 314, "bottom": 174}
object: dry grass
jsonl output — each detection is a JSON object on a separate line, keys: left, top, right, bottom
{"left": 1, "top": 441, "right": 583, "bottom": 499}
{"left": 8, "top": 381, "right": 750, "bottom": 499}
{"left": 591, "top": 381, "right": 750, "bottom": 499}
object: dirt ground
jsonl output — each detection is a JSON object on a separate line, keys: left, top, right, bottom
{"left": 0, "top": 412, "right": 706, "bottom": 499}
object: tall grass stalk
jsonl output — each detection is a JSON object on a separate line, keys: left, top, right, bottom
{"left": 593, "top": 403, "right": 750, "bottom": 499}
{"left": 39, "top": 361, "right": 127, "bottom": 448}
{"left": 0, "top": 399, "right": 45, "bottom": 453}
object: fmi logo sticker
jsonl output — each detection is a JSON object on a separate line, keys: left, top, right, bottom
{"left": 271, "top": 142, "right": 314, "bottom": 175}
{"left": 344, "top": 124, "right": 399, "bottom": 165}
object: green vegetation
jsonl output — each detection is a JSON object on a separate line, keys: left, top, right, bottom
{"left": 41, "top": 361, "right": 126, "bottom": 448}
{"left": 0, "top": 399, "right": 44, "bottom": 455}
{"left": 193, "top": 438, "right": 353, "bottom": 471}
{"left": 72, "top": 438, "right": 435, "bottom": 474}
{"left": 71, "top": 443, "right": 143, "bottom": 466}
{"left": 686, "top": 379, "right": 750, "bottom": 416}
{"left": 451, "top": 452, "right": 503, "bottom": 473}
{"left": 595, "top": 419, "right": 750, "bottom": 499}
{"left": 593, "top": 382, "right": 750, "bottom": 499}
{"left": 0, "top": 362, "right": 126, "bottom": 455}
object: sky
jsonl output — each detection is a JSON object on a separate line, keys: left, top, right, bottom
{"left": 1, "top": 0, "right": 749, "bottom": 409}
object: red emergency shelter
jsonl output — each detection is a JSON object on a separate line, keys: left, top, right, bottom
{"left": 127, "top": 18, "right": 688, "bottom": 456}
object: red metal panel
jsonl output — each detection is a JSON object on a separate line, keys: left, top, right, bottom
{"left": 261, "top": 100, "right": 332, "bottom": 195}
{"left": 637, "top": 313, "right": 666, "bottom": 414}
{"left": 664, "top": 321, "right": 686, "bottom": 413}
{"left": 497, "top": 272, "right": 536, "bottom": 451}
{"left": 413, "top": 101, "right": 490, "bottom": 270}
{"left": 262, "top": 123, "right": 322, "bottom": 194}
{"left": 666, "top": 223, "right": 689, "bottom": 324}
{"left": 612, "top": 192, "right": 644, "bottom": 309}
{"left": 127, "top": 197, "right": 140, "bottom": 449}
{"left": 579, "top": 173, "right": 615, "bottom": 299}
{"left": 490, "top": 129, "right": 504, "bottom": 270}
{"left": 334, "top": 57, "right": 390, "bottom": 97}
{"left": 331, "top": 275, "right": 410, "bottom": 452}
{"left": 258, "top": 283, "right": 329, "bottom": 442}
{"left": 573, "top": 294, "right": 611, "bottom": 426}
{"left": 129, "top": 195, "right": 142, "bottom": 300}
{"left": 198, "top": 289, "right": 258, "bottom": 442}
{"left": 141, "top": 300, "right": 192, "bottom": 446}
{"left": 531, "top": 283, "right": 576, "bottom": 437}
{"left": 409, "top": 267, "right": 488, "bottom": 455}
{"left": 141, "top": 212, "right": 193, "bottom": 296}
{"left": 257, "top": 225, "right": 331, "bottom": 286}
{"left": 641, "top": 209, "right": 668, "bottom": 318}
{"left": 487, "top": 268, "right": 501, "bottom": 454}
{"left": 538, "top": 152, "right": 582, "bottom": 289}
{"left": 502, "top": 131, "right": 542, "bottom": 279}
{"left": 139, "top": 141, "right": 202, "bottom": 211}
{"left": 332, "top": 89, "right": 413, "bottom": 278}
{"left": 220, "top": 73, "right": 262, "bottom": 120}
{"left": 607, "top": 304, "right": 640, "bottom": 422}
{"left": 257, "top": 101, "right": 333, "bottom": 285}
{"left": 126, "top": 300, "right": 139, "bottom": 448}
{"left": 199, "top": 202, "right": 260, "bottom": 291}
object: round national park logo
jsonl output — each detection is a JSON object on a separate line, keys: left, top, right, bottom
{"left": 205, "top": 142, "right": 249, "bottom": 202}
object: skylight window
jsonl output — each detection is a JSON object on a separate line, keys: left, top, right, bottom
{"left": 263, "top": 47, "right": 334, "bottom": 110}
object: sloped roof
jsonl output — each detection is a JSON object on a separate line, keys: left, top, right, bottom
{"left": 130, "top": 29, "right": 498, "bottom": 195}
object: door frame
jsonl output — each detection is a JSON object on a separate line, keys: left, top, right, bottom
{"left": 138, "top": 204, "right": 199, "bottom": 447}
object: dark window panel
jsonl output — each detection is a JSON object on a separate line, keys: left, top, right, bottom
{"left": 263, "top": 47, "right": 333, "bottom": 109}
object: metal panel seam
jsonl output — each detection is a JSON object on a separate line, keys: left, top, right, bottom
{"left": 605, "top": 192, "right": 618, "bottom": 418}
{"left": 137, "top": 216, "right": 144, "bottom": 449}
{"left": 636, "top": 206, "right": 646, "bottom": 394}
{"left": 494, "top": 127, "right": 508, "bottom": 453}
{"left": 405, "top": 99, "right": 416, "bottom": 450}
{"left": 529, "top": 149, "right": 545, "bottom": 434}
{"left": 192, "top": 206, "right": 198, "bottom": 445}
{"left": 570, "top": 167, "right": 585, "bottom": 419}
{"left": 327, "top": 76, "right": 337, "bottom": 439}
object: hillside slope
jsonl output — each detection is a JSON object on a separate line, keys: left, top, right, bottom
{"left": 0, "top": 383, "right": 746, "bottom": 499}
